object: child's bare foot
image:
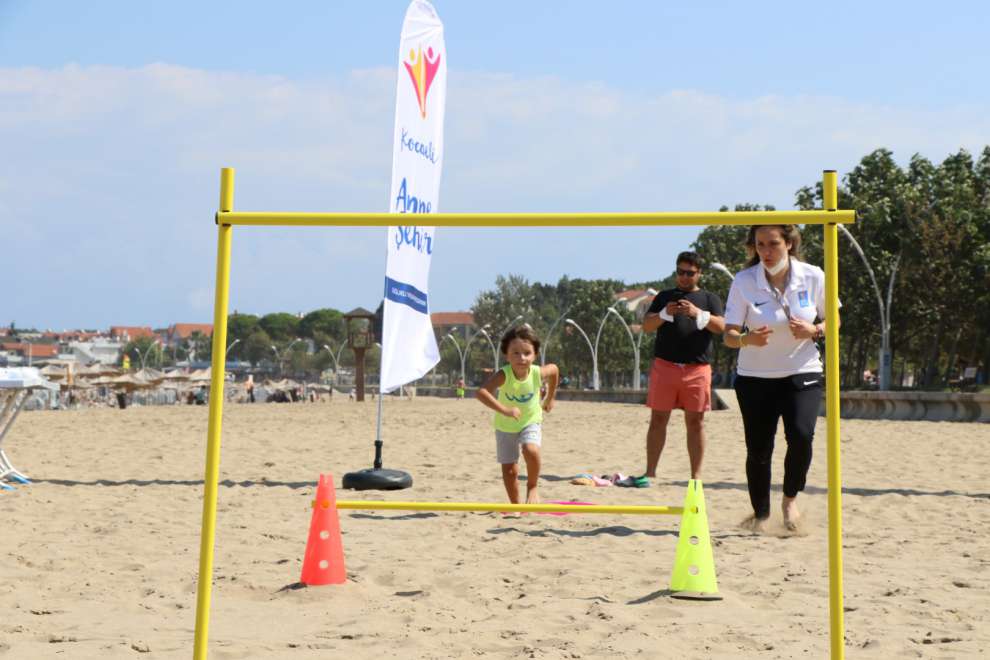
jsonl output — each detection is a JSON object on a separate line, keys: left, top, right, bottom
{"left": 525, "top": 489, "right": 540, "bottom": 505}
{"left": 739, "top": 514, "right": 769, "bottom": 533}
{"left": 782, "top": 496, "right": 801, "bottom": 532}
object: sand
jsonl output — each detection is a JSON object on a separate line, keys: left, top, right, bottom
{"left": 1, "top": 395, "right": 987, "bottom": 659}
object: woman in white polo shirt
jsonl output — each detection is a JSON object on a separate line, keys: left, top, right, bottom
{"left": 723, "top": 225, "right": 839, "bottom": 532}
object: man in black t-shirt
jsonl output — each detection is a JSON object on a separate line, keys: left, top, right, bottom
{"left": 642, "top": 251, "right": 725, "bottom": 480}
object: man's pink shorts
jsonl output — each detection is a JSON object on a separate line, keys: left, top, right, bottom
{"left": 646, "top": 358, "right": 712, "bottom": 412}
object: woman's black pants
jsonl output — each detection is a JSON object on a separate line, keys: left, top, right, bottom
{"left": 734, "top": 374, "right": 823, "bottom": 519}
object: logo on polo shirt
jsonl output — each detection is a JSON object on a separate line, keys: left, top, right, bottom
{"left": 754, "top": 301, "right": 769, "bottom": 307}
{"left": 798, "top": 291, "right": 810, "bottom": 307}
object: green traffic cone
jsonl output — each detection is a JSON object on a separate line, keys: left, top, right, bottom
{"left": 670, "top": 479, "right": 721, "bottom": 600}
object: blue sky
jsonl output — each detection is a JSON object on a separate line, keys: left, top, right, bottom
{"left": 3, "top": 1, "right": 989, "bottom": 330}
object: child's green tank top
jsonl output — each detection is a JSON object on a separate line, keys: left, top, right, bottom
{"left": 494, "top": 364, "right": 543, "bottom": 432}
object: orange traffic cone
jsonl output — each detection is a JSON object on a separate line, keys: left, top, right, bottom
{"left": 300, "top": 473, "right": 346, "bottom": 585}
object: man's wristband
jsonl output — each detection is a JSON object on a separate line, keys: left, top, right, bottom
{"left": 738, "top": 331, "right": 748, "bottom": 347}
{"left": 814, "top": 324, "right": 824, "bottom": 340}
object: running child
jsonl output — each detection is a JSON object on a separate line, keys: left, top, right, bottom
{"left": 476, "top": 325, "right": 559, "bottom": 504}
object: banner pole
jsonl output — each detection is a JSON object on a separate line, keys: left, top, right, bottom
{"left": 193, "top": 167, "right": 235, "bottom": 660}
{"left": 374, "top": 385, "right": 384, "bottom": 469}
{"left": 823, "top": 169, "right": 845, "bottom": 660}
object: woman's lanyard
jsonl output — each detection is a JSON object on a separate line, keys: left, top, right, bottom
{"left": 770, "top": 286, "right": 792, "bottom": 319}
{"left": 768, "top": 260, "right": 814, "bottom": 358}
{"left": 768, "top": 260, "right": 793, "bottom": 319}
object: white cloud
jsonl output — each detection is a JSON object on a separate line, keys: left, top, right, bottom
{"left": 2, "top": 63, "right": 988, "bottom": 329}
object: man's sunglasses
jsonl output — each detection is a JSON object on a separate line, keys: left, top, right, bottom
{"left": 676, "top": 269, "right": 699, "bottom": 277}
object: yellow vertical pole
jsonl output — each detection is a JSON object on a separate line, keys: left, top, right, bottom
{"left": 192, "top": 168, "right": 235, "bottom": 660}
{"left": 822, "top": 170, "right": 845, "bottom": 660}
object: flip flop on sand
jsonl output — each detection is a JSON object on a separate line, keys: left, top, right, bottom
{"left": 614, "top": 475, "right": 651, "bottom": 488}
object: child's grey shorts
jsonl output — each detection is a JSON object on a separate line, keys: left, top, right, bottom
{"left": 495, "top": 423, "right": 542, "bottom": 463}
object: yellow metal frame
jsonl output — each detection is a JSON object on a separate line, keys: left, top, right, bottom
{"left": 194, "top": 167, "right": 851, "bottom": 660}
{"left": 335, "top": 500, "right": 682, "bottom": 515}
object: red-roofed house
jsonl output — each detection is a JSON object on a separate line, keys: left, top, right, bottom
{"left": 43, "top": 330, "right": 102, "bottom": 342}
{"left": 110, "top": 326, "right": 155, "bottom": 342}
{"left": 1, "top": 342, "right": 60, "bottom": 360}
{"left": 167, "top": 323, "right": 213, "bottom": 345}
{"left": 431, "top": 311, "right": 475, "bottom": 340}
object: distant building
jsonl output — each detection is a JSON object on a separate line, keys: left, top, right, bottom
{"left": 69, "top": 340, "right": 124, "bottom": 366}
{"left": 43, "top": 330, "right": 102, "bottom": 343}
{"left": 166, "top": 323, "right": 213, "bottom": 346}
{"left": 0, "top": 342, "right": 60, "bottom": 366}
{"left": 431, "top": 311, "right": 475, "bottom": 340}
{"left": 110, "top": 326, "right": 155, "bottom": 342}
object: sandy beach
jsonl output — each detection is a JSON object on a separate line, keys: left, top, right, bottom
{"left": 1, "top": 395, "right": 987, "bottom": 659}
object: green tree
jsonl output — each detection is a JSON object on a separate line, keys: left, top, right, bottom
{"left": 188, "top": 330, "right": 212, "bottom": 363}
{"left": 122, "top": 336, "right": 162, "bottom": 369}
{"left": 298, "top": 308, "right": 344, "bottom": 342}
{"left": 243, "top": 329, "right": 273, "bottom": 368}
{"left": 259, "top": 313, "right": 300, "bottom": 343}
{"left": 227, "top": 313, "right": 260, "bottom": 362}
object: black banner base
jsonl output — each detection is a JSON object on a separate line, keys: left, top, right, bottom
{"left": 342, "top": 468, "right": 413, "bottom": 491}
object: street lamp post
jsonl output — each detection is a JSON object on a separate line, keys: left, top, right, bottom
{"left": 839, "top": 225, "right": 899, "bottom": 390}
{"left": 541, "top": 308, "right": 571, "bottom": 367}
{"left": 322, "top": 343, "right": 346, "bottom": 374}
{"left": 137, "top": 343, "right": 157, "bottom": 370}
{"left": 711, "top": 262, "right": 734, "bottom": 280}
{"left": 565, "top": 319, "right": 598, "bottom": 390}
{"left": 271, "top": 338, "right": 301, "bottom": 378}
{"left": 442, "top": 323, "right": 492, "bottom": 386}
{"left": 607, "top": 307, "right": 641, "bottom": 390}
{"left": 441, "top": 334, "right": 465, "bottom": 385}
{"left": 590, "top": 304, "right": 627, "bottom": 390}
{"left": 225, "top": 338, "right": 241, "bottom": 358}
{"left": 477, "top": 327, "right": 498, "bottom": 374}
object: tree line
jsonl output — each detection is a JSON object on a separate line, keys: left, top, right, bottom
{"left": 123, "top": 145, "right": 990, "bottom": 390}
{"left": 465, "top": 147, "right": 990, "bottom": 390}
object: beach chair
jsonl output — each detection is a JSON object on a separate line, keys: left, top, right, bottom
{"left": 0, "top": 368, "right": 60, "bottom": 488}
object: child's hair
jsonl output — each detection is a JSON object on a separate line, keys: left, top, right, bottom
{"left": 500, "top": 324, "right": 541, "bottom": 355}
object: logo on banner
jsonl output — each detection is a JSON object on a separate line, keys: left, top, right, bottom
{"left": 404, "top": 45, "right": 442, "bottom": 118}
{"left": 385, "top": 276, "right": 429, "bottom": 314}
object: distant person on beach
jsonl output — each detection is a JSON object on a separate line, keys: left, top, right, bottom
{"left": 723, "top": 225, "right": 839, "bottom": 532}
{"left": 476, "top": 325, "right": 559, "bottom": 504}
{"left": 642, "top": 251, "right": 725, "bottom": 481}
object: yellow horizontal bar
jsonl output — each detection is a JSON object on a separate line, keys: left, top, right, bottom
{"left": 218, "top": 210, "right": 855, "bottom": 228}
{"left": 335, "top": 500, "right": 682, "bottom": 515}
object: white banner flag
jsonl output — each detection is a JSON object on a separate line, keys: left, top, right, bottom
{"left": 379, "top": 0, "right": 446, "bottom": 393}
